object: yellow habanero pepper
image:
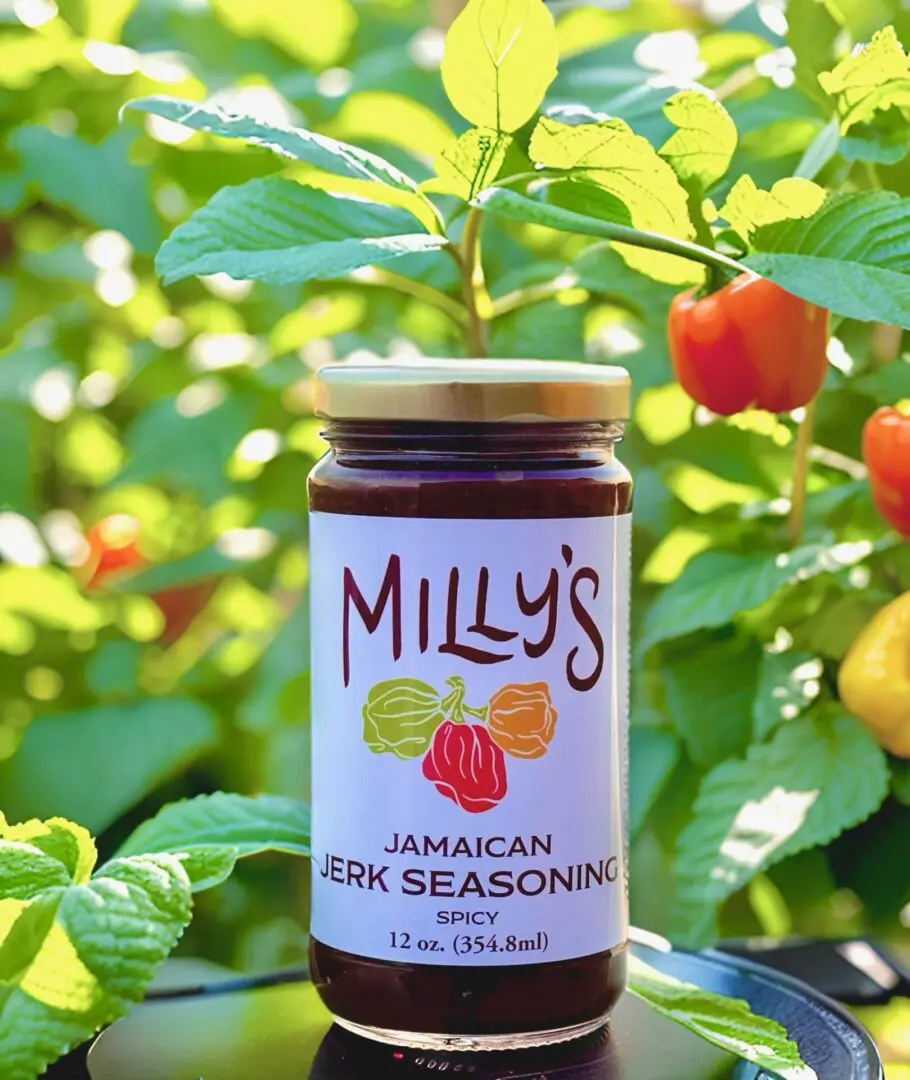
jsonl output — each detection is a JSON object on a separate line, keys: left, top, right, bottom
{"left": 838, "top": 592, "right": 910, "bottom": 758}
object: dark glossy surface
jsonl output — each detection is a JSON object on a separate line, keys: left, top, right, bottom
{"left": 51, "top": 942, "right": 882, "bottom": 1080}
{"left": 308, "top": 422, "right": 632, "bottom": 1038}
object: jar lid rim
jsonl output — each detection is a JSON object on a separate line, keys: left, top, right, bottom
{"left": 314, "top": 359, "right": 631, "bottom": 423}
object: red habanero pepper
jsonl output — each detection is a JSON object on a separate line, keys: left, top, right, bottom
{"left": 863, "top": 405, "right": 910, "bottom": 537}
{"left": 668, "top": 272, "right": 829, "bottom": 416}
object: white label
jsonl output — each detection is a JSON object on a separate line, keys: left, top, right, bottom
{"left": 310, "top": 512, "right": 630, "bottom": 966}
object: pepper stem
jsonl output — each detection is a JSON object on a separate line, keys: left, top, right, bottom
{"left": 787, "top": 399, "right": 816, "bottom": 546}
{"left": 443, "top": 675, "right": 467, "bottom": 723}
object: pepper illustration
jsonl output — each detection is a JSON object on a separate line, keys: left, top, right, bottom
{"left": 422, "top": 720, "right": 508, "bottom": 813}
{"left": 838, "top": 592, "right": 910, "bottom": 758}
{"left": 668, "top": 272, "right": 829, "bottom": 416}
{"left": 362, "top": 678, "right": 446, "bottom": 760}
{"left": 487, "top": 682, "right": 557, "bottom": 759}
{"left": 863, "top": 404, "right": 910, "bottom": 537}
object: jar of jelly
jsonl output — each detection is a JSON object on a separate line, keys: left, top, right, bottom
{"left": 308, "top": 360, "right": 632, "bottom": 1052}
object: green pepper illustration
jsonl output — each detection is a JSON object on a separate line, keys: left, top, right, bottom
{"left": 362, "top": 678, "right": 446, "bottom": 759}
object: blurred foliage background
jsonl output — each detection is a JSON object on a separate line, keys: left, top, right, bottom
{"left": 1, "top": 0, "right": 910, "bottom": 1064}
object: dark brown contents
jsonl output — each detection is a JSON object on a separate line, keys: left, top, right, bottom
{"left": 309, "top": 421, "right": 632, "bottom": 1037}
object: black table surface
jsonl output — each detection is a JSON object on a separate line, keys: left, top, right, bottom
{"left": 48, "top": 942, "right": 883, "bottom": 1080}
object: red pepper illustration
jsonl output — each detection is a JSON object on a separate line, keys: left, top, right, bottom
{"left": 422, "top": 720, "right": 507, "bottom": 813}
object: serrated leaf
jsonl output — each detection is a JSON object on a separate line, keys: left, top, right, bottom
{"left": 628, "top": 955, "right": 816, "bottom": 1080}
{"left": 818, "top": 26, "right": 910, "bottom": 134}
{"left": 125, "top": 97, "right": 418, "bottom": 193}
{"left": 744, "top": 191, "right": 910, "bottom": 327}
{"left": 529, "top": 115, "right": 696, "bottom": 283}
{"left": 436, "top": 128, "right": 512, "bottom": 201}
{"left": 172, "top": 847, "right": 241, "bottom": 893}
{"left": 640, "top": 545, "right": 847, "bottom": 652}
{"left": 115, "top": 792, "right": 310, "bottom": 863}
{"left": 0, "top": 698, "right": 219, "bottom": 835}
{"left": 0, "top": 845, "right": 70, "bottom": 902}
{"left": 752, "top": 651, "right": 822, "bottom": 741}
{"left": 1, "top": 820, "right": 95, "bottom": 886}
{"left": 0, "top": 852, "right": 192, "bottom": 1080}
{"left": 659, "top": 91, "right": 737, "bottom": 190}
{"left": 720, "top": 175, "right": 826, "bottom": 241}
{"left": 156, "top": 177, "right": 447, "bottom": 286}
{"left": 441, "top": 0, "right": 558, "bottom": 134}
{"left": 673, "top": 711, "right": 889, "bottom": 946}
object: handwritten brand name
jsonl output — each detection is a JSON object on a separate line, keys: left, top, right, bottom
{"left": 342, "top": 545, "right": 604, "bottom": 690}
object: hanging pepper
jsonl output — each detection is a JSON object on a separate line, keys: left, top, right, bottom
{"left": 668, "top": 272, "right": 829, "bottom": 416}
{"left": 838, "top": 592, "right": 910, "bottom": 758}
{"left": 863, "top": 405, "right": 910, "bottom": 537}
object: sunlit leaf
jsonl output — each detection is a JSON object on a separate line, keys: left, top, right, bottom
{"left": 441, "top": 0, "right": 559, "bottom": 133}
{"left": 818, "top": 25, "right": 910, "bottom": 133}
{"left": 155, "top": 178, "right": 447, "bottom": 286}
{"left": 529, "top": 115, "right": 696, "bottom": 282}
{"left": 659, "top": 91, "right": 737, "bottom": 190}
{"left": 211, "top": 0, "right": 356, "bottom": 68}
{"left": 628, "top": 955, "right": 816, "bottom": 1080}
{"left": 745, "top": 191, "right": 910, "bottom": 327}
{"left": 436, "top": 129, "right": 513, "bottom": 201}
{"left": 720, "top": 175, "right": 826, "bottom": 241}
{"left": 673, "top": 710, "right": 889, "bottom": 946}
{"left": 124, "top": 97, "right": 420, "bottom": 193}
{"left": 752, "top": 651, "right": 822, "bottom": 741}
{"left": 0, "top": 852, "right": 192, "bottom": 1080}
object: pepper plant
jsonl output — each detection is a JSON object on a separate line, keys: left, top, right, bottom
{"left": 2, "top": 0, "right": 910, "bottom": 1075}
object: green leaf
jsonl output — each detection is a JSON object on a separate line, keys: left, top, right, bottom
{"left": 117, "top": 392, "right": 255, "bottom": 507}
{"left": 473, "top": 188, "right": 727, "bottom": 286}
{"left": 211, "top": 0, "right": 355, "bottom": 68}
{"left": 639, "top": 545, "right": 853, "bottom": 652}
{"left": 752, "top": 651, "right": 822, "bottom": 741}
{"left": 436, "top": 128, "right": 512, "bottom": 201}
{"left": 744, "top": 191, "right": 910, "bottom": 327}
{"left": 628, "top": 955, "right": 816, "bottom": 1080}
{"left": 0, "top": 567, "right": 105, "bottom": 633}
{"left": 659, "top": 91, "right": 737, "bottom": 191}
{"left": 839, "top": 117, "right": 910, "bottom": 165}
{"left": 1, "top": 820, "right": 96, "bottom": 887}
{"left": 720, "top": 175, "right": 826, "bottom": 241}
{"left": 238, "top": 603, "right": 308, "bottom": 734}
{"left": 0, "top": 852, "right": 192, "bottom": 1080}
{"left": 170, "top": 846, "right": 241, "bottom": 893}
{"left": 529, "top": 115, "right": 696, "bottom": 283}
{"left": 490, "top": 297, "right": 587, "bottom": 360}
{"left": 124, "top": 97, "right": 418, "bottom": 193}
{"left": 84, "top": 640, "right": 142, "bottom": 700}
{"left": 817, "top": 26, "right": 910, "bottom": 133}
{"left": 0, "top": 699, "right": 219, "bottom": 834}
{"left": 795, "top": 118, "right": 841, "bottom": 180}
{"left": 115, "top": 792, "right": 310, "bottom": 863}
{"left": 0, "top": 845, "right": 71, "bottom": 902}
{"left": 663, "top": 640, "right": 760, "bottom": 768}
{"left": 673, "top": 710, "right": 889, "bottom": 946}
{"left": 440, "top": 0, "right": 559, "bottom": 134}
{"left": 156, "top": 177, "right": 447, "bottom": 286}
{"left": 10, "top": 127, "right": 161, "bottom": 253}
{"left": 629, "top": 728, "right": 680, "bottom": 837}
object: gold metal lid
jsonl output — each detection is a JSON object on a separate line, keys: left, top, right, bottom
{"left": 314, "top": 359, "right": 630, "bottom": 423}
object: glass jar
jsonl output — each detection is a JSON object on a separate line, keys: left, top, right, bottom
{"left": 307, "top": 360, "right": 632, "bottom": 1052}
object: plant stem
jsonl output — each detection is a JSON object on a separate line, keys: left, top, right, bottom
{"left": 492, "top": 272, "right": 580, "bottom": 318}
{"left": 355, "top": 267, "right": 467, "bottom": 328}
{"left": 457, "top": 206, "right": 490, "bottom": 357}
{"left": 787, "top": 399, "right": 816, "bottom": 546}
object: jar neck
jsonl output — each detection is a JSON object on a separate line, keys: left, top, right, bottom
{"left": 321, "top": 420, "right": 624, "bottom": 468}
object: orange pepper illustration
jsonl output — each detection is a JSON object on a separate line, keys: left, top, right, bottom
{"left": 487, "top": 682, "right": 557, "bottom": 760}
